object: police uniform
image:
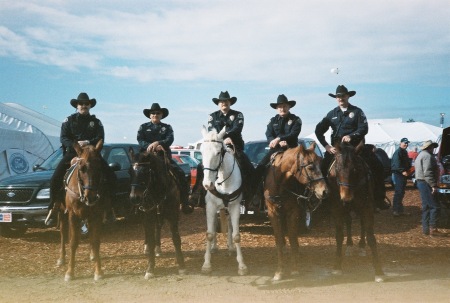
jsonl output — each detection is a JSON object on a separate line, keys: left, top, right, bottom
{"left": 137, "top": 121, "right": 174, "bottom": 153}
{"left": 208, "top": 109, "right": 245, "bottom": 151}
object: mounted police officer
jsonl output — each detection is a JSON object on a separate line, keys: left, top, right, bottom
{"left": 254, "top": 94, "right": 302, "bottom": 182}
{"left": 207, "top": 91, "right": 255, "bottom": 202}
{"left": 137, "top": 103, "right": 193, "bottom": 214}
{"left": 315, "top": 85, "right": 389, "bottom": 210}
{"left": 45, "top": 92, "right": 117, "bottom": 225}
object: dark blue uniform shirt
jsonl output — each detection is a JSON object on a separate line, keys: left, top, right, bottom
{"left": 137, "top": 122, "right": 174, "bottom": 153}
{"left": 60, "top": 113, "right": 104, "bottom": 153}
{"left": 315, "top": 104, "right": 368, "bottom": 148}
{"left": 208, "top": 109, "right": 245, "bottom": 150}
{"left": 265, "top": 113, "right": 302, "bottom": 148}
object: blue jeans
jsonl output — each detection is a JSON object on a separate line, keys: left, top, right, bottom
{"left": 416, "top": 180, "right": 440, "bottom": 234}
{"left": 392, "top": 172, "right": 407, "bottom": 213}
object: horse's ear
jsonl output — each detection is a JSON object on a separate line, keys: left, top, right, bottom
{"left": 355, "top": 139, "right": 365, "bottom": 154}
{"left": 73, "top": 141, "right": 83, "bottom": 156}
{"left": 217, "top": 126, "right": 227, "bottom": 139}
{"left": 201, "top": 125, "right": 208, "bottom": 138}
{"left": 95, "top": 139, "right": 103, "bottom": 153}
{"left": 307, "top": 141, "right": 316, "bottom": 152}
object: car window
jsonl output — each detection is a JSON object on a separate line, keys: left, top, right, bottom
{"left": 107, "top": 148, "right": 130, "bottom": 170}
{"left": 38, "top": 148, "right": 64, "bottom": 170}
{"left": 179, "top": 155, "right": 199, "bottom": 168}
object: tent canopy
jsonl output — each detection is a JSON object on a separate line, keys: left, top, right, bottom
{"left": 0, "top": 102, "right": 61, "bottom": 179}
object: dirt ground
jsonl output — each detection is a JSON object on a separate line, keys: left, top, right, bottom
{"left": 1, "top": 185, "right": 449, "bottom": 303}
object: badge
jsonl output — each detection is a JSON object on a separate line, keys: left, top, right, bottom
{"left": 161, "top": 127, "right": 166, "bottom": 132}
{"left": 89, "top": 121, "right": 95, "bottom": 128}
{"left": 230, "top": 115, "right": 235, "bottom": 121}
{"left": 349, "top": 112, "right": 354, "bottom": 119}
{"left": 288, "top": 120, "right": 292, "bottom": 125}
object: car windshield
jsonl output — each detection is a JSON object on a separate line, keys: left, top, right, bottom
{"left": 34, "top": 148, "right": 64, "bottom": 171}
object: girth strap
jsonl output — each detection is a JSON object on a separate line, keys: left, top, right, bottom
{"left": 208, "top": 186, "right": 243, "bottom": 207}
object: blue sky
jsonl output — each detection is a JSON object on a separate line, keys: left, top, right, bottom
{"left": 1, "top": 0, "right": 449, "bottom": 146}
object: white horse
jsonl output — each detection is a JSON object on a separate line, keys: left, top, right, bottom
{"left": 200, "top": 126, "right": 248, "bottom": 276}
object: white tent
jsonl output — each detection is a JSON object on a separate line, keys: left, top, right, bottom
{"left": 0, "top": 103, "right": 61, "bottom": 180}
{"left": 307, "top": 119, "right": 443, "bottom": 157}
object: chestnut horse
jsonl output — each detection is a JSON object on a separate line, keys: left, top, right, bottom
{"left": 58, "top": 140, "right": 105, "bottom": 281}
{"left": 264, "top": 144, "right": 328, "bottom": 281}
{"left": 327, "top": 140, "right": 385, "bottom": 282}
{"left": 129, "top": 149, "right": 186, "bottom": 279}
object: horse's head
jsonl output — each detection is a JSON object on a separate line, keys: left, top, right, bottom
{"left": 283, "top": 143, "right": 328, "bottom": 200}
{"left": 200, "top": 125, "right": 226, "bottom": 191}
{"left": 72, "top": 139, "right": 104, "bottom": 206}
{"left": 332, "top": 140, "right": 366, "bottom": 202}
{"left": 128, "top": 148, "right": 165, "bottom": 209}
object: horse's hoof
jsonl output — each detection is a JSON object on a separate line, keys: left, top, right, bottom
{"left": 155, "top": 246, "right": 162, "bottom": 257}
{"left": 358, "top": 249, "right": 367, "bottom": 257}
{"left": 56, "top": 259, "right": 65, "bottom": 267}
{"left": 90, "top": 254, "right": 95, "bottom": 261}
{"left": 144, "top": 272, "right": 155, "bottom": 280}
{"left": 64, "top": 274, "right": 72, "bottom": 282}
{"left": 375, "top": 275, "right": 385, "bottom": 283}
{"left": 94, "top": 273, "right": 103, "bottom": 281}
{"left": 238, "top": 266, "right": 248, "bottom": 276}
{"left": 210, "top": 247, "right": 218, "bottom": 254}
{"left": 201, "top": 266, "right": 212, "bottom": 274}
{"left": 178, "top": 269, "right": 187, "bottom": 275}
{"left": 332, "top": 269, "right": 343, "bottom": 276}
{"left": 272, "top": 273, "right": 282, "bottom": 281}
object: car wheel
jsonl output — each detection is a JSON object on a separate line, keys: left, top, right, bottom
{"left": 0, "top": 225, "right": 28, "bottom": 238}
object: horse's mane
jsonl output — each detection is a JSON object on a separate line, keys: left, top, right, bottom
{"left": 140, "top": 151, "right": 171, "bottom": 189}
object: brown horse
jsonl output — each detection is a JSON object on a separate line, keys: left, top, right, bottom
{"left": 328, "top": 140, "right": 385, "bottom": 282}
{"left": 129, "top": 149, "right": 186, "bottom": 279}
{"left": 264, "top": 144, "right": 328, "bottom": 281}
{"left": 58, "top": 140, "right": 106, "bottom": 281}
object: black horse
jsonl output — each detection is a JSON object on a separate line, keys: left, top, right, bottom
{"left": 327, "top": 140, "right": 385, "bottom": 282}
{"left": 128, "top": 148, "right": 186, "bottom": 279}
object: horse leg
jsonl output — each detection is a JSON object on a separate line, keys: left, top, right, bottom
{"left": 88, "top": 216, "right": 103, "bottom": 281}
{"left": 332, "top": 209, "right": 345, "bottom": 275}
{"left": 344, "top": 212, "right": 354, "bottom": 257}
{"left": 201, "top": 202, "right": 217, "bottom": 274}
{"left": 286, "top": 204, "right": 300, "bottom": 276}
{"left": 155, "top": 220, "right": 162, "bottom": 257}
{"left": 226, "top": 212, "right": 236, "bottom": 254}
{"left": 358, "top": 217, "right": 367, "bottom": 257}
{"left": 57, "top": 211, "right": 67, "bottom": 267}
{"left": 362, "top": 210, "right": 385, "bottom": 282}
{"left": 65, "top": 213, "right": 81, "bottom": 281}
{"left": 229, "top": 202, "right": 247, "bottom": 276}
{"left": 267, "top": 203, "right": 286, "bottom": 281}
{"left": 168, "top": 216, "right": 186, "bottom": 275}
{"left": 144, "top": 213, "right": 157, "bottom": 279}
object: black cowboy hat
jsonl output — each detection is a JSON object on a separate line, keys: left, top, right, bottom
{"left": 143, "top": 103, "right": 169, "bottom": 119}
{"left": 328, "top": 85, "right": 356, "bottom": 98}
{"left": 270, "top": 94, "right": 296, "bottom": 109}
{"left": 212, "top": 91, "right": 237, "bottom": 105}
{"left": 70, "top": 92, "right": 97, "bottom": 108}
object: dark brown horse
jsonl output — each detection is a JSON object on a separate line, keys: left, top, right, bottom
{"left": 129, "top": 149, "right": 186, "bottom": 279}
{"left": 58, "top": 140, "right": 105, "bottom": 281}
{"left": 264, "top": 144, "right": 328, "bottom": 281}
{"left": 328, "top": 140, "right": 385, "bottom": 282}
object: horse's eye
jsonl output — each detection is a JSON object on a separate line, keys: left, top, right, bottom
{"left": 79, "top": 165, "right": 87, "bottom": 173}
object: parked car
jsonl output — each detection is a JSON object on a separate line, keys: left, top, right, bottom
{"left": 172, "top": 154, "right": 199, "bottom": 189}
{"left": 0, "top": 143, "right": 141, "bottom": 237}
{"left": 171, "top": 148, "right": 202, "bottom": 164}
{"left": 437, "top": 126, "right": 450, "bottom": 228}
{"left": 242, "top": 138, "right": 324, "bottom": 233}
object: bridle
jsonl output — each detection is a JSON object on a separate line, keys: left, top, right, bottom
{"left": 333, "top": 153, "right": 368, "bottom": 188}
{"left": 65, "top": 157, "right": 102, "bottom": 206}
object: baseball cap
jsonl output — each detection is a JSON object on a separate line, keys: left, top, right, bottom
{"left": 400, "top": 138, "right": 410, "bottom": 144}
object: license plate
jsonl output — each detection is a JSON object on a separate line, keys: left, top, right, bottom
{"left": 0, "top": 212, "right": 12, "bottom": 222}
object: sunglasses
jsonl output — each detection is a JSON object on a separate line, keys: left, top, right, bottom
{"left": 150, "top": 112, "right": 162, "bottom": 115}
{"left": 78, "top": 102, "right": 90, "bottom": 106}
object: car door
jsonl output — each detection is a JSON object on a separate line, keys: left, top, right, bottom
{"left": 106, "top": 147, "right": 132, "bottom": 202}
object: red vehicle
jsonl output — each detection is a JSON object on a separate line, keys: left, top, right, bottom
{"left": 172, "top": 154, "right": 199, "bottom": 189}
